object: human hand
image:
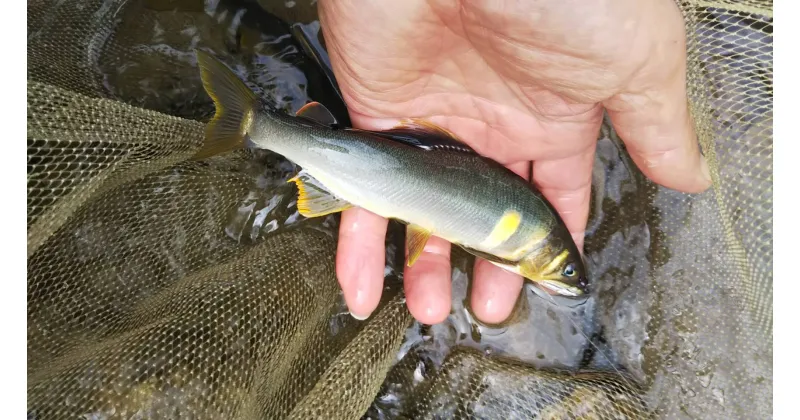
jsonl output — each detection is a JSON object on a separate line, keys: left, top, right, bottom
{"left": 318, "top": 0, "right": 711, "bottom": 324}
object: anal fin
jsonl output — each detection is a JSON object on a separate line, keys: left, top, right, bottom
{"left": 288, "top": 170, "right": 352, "bottom": 218}
{"left": 406, "top": 224, "right": 432, "bottom": 267}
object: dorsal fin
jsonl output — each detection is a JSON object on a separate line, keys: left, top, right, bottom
{"left": 296, "top": 101, "right": 339, "bottom": 128}
{"left": 366, "top": 119, "right": 478, "bottom": 154}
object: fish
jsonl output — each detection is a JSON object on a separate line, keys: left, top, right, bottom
{"left": 193, "top": 50, "right": 590, "bottom": 298}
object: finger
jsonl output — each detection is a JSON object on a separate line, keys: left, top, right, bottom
{"left": 332, "top": 92, "right": 403, "bottom": 321}
{"left": 404, "top": 235, "right": 452, "bottom": 324}
{"left": 532, "top": 144, "right": 596, "bottom": 252}
{"left": 469, "top": 160, "right": 528, "bottom": 324}
{"left": 470, "top": 258, "right": 524, "bottom": 324}
{"left": 604, "top": 68, "right": 712, "bottom": 194}
{"left": 336, "top": 207, "right": 388, "bottom": 320}
{"left": 505, "top": 161, "right": 532, "bottom": 179}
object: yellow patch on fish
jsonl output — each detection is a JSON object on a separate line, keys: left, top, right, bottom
{"left": 481, "top": 210, "right": 522, "bottom": 249}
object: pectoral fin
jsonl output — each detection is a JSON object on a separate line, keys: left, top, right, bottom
{"left": 459, "top": 245, "right": 519, "bottom": 266}
{"left": 406, "top": 224, "right": 432, "bottom": 267}
{"left": 288, "top": 170, "right": 352, "bottom": 218}
{"left": 487, "top": 261, "right": 522, "bottom": 276}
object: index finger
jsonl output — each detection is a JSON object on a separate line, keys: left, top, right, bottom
{"left": 336, "top": 207, "right": 388, "bottom": 320}
{"left": 531, "top": 144, "right": 597, "bottom": 251}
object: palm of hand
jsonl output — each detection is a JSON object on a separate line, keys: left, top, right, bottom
{"left": 319, "top": 0, "right": 709, "bottom": 324}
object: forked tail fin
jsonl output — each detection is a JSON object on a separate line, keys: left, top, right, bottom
{"left": 193, "top": 50, "right": 259, "bottom": 160}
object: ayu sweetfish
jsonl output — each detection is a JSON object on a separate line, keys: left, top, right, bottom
{"left": 193, "top": 50, "right": 589, "bottom": 298}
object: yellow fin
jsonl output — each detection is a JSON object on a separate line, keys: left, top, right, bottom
{"left": 288, "top": 170, "right": 352, "bottom": 218}
{"left": 406, "top": 224, "right": 432, "bottom": 267}
{"left": 481, "top": 210, "right": 522, "bottom": 249}
{"left": 296, "top": 101, "right": 338, "bottom": 127}
{"left": 193, "top": 50, "right": 258, "bottom": 160}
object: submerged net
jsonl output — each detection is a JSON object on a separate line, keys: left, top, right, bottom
{"left": 26, "top": 0, "right": 773, "bottom": 418}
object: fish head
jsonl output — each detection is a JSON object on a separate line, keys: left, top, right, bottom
{"left": 517, "top": 230, "right": 589, "bottom": 298}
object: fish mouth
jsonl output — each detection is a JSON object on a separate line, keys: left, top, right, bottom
{"left": 537, "top": 277, "right": 590, "bottom": 298}
{"left": 521, "top": 274, "right": 591, "bottom": 303}
{"left": 540, "top": 281, "right": 582, "bottom": 297}
{"left": 528, "top": 283, "right": 590, "bottom": 308}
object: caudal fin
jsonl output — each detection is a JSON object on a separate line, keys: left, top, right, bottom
{"left": 193, "top": 50, "right": 259, "bottom": 160}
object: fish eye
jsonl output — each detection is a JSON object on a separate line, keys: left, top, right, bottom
{"left": 563, "top": 263, "right": 576, "bottom": 277}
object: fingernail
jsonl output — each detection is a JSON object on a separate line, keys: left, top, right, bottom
{"left": 350, "top": 311, "right": 371, "bottom": 321}
{"left": 700, "top": 156, "right": 712, "bottom": 185}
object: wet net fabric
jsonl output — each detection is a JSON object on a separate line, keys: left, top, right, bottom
{"left": 26, "top": 0, "right": 772, "bottom": 419}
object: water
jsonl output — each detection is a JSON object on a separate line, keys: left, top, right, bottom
{"left": 98, "top": 0, "right": 349, "bottom": 123}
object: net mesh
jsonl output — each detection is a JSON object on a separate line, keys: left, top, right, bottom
{"left": 26, "top": 0, "right": 772, "bottom": 418}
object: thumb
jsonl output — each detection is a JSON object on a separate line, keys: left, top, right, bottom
{"left": 604, "top": 72, "right": 712, "bottom": 194}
